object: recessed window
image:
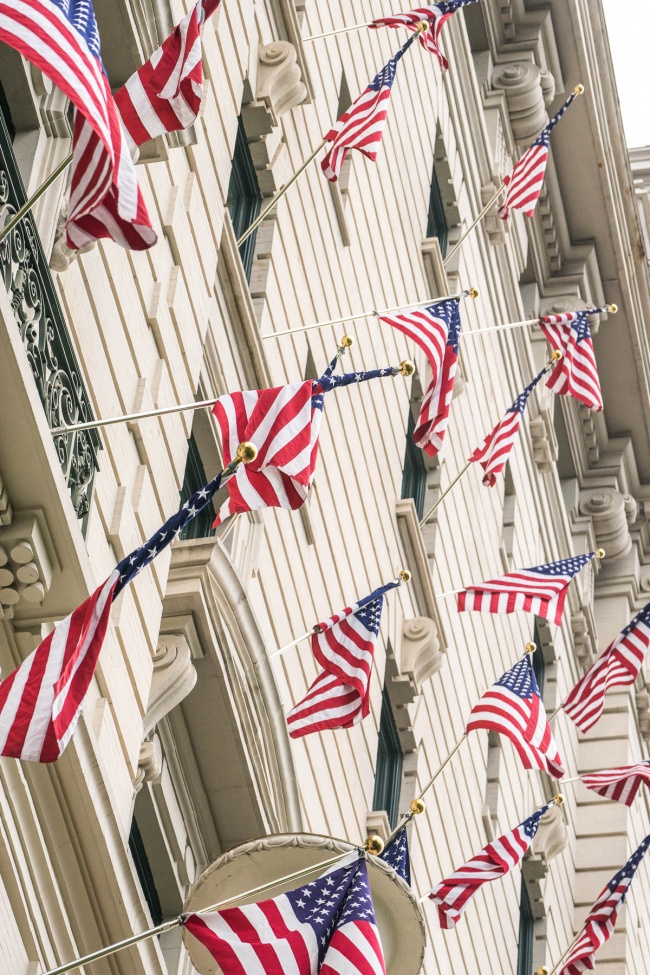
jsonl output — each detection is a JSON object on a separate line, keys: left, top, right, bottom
{"left": 532, "top": 621, "right": 545, "bottom": 701}
{"left": 517, "top": 878, "right": 534, "bottom": 975}
{"left": 401, "top": 410, "right": 427, "bottom": 520}
{"left": 226, "top": 116, "right": 262, "bottom": 281}
{"left": 178, "top": 433, "right": 216, "bottom": 540}
{"left": 128, "top": 816, "right": 163, "bottom": 926}
{"left": 427, "top": 165, "right": 448, "bottom": 257}
{"left": 372, "top": 687, "right": 403, "bottom": 828}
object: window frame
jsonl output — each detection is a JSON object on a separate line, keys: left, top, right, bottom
{"left": 226, "top": 116, "right": 262, "bottom": 281}
{"left": 372, "top": 687, "right": 404, "bottom": 828}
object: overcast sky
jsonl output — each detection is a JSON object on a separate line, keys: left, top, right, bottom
{"left": 602, "top": 0, "right": 650, "bottom": 148}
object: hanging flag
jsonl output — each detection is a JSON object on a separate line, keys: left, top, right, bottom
{"left": 322, "top": 33, "right": 417, "bottom": 182}
{"left": 457, "top": 553, "right": 597, "bottom": 626}
{"left": 581, "top": 762, "right": 650, "bottom": 807}
{"left": 286, "top": 580, "right": 399, "bottom": 738}
{"left": 563, "top": 602, "right": 650, "bottom": 733}
{"left": 183, "top": 853, "right": 386, "bottom": 975}
{"left": 468, "top": 363, "right": 548, "bottom": 486}
{"left": 539, "top": 309, "right": 604, "bottom": 412}
{"left": 370, "top": 0, "right": 481, "bottom": 72}
{"left": 0, "top": 0, "right": 155, "bottom": 251}
{"left": 379, "top": 299, "right": 461, "bottom": 457}
{"left": 115, "top": 0, "right": 221, "bottom": 149}
{"left": 498, "top": 88, "right": 580, "bottom": 221}
{"left": 380, "top": 829, "right": 411, "bottom": 885}
{"left": 559, "top": 836, "right": 650, "bottom": 975}
{"left": 466, "top": 656, "right": 565, "bottom": 778}
{"left": 429, "top": 800, "right": 553, "bottom": 927}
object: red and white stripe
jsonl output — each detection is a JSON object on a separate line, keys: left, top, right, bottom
{"left": 539, "top": 312, "right": 603, "bottom": 411}
{"left": 581, "top": 762, "right": 650, "bottom": 807}
{"left": 458, "top": 568, "right": 576, "bottom": 626}
{"left": 468, "top": 407, "right": 523, "bottom": 487}
{"left": 287, "top": 671, "right": 365, "bottom": 738}
{"left": 0, "top": 571, "right": 119, "bottom": 762}
{"left": 370, "top": 6, "right": 451, "bottom": 70}
{"left": 320, "top": 921, "right": 386, "bottom": 975}
{"left": 497, "top": 142, "right": 548, "bottom": 219}
{"left": 322, "top": 82, "right": 394, "bottom": 182}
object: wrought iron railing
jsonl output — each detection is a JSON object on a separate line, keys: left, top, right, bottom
{"left": 0, "top": 111, "right": 101, "bottom": 526}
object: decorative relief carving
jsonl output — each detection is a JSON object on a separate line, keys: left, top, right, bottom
{"left": 143, "top": 632, "right": 198, "bottom": 736}
{"left": 400, "top": 617, "right": 445, "bottom": 693}
{"left": 257, "top": 42, "right": 308, "bottom": 124}
{"left": 491, "top": 62, "right": 551, "bottom": 144}
{"left": 0, "top": 513, "right": 55, "bottom": 620}
{"left": 134, "top": 735, "right": 163, "bottom": 793}
{"left": 579, "top": 488, "right": 633, "bottom": 562}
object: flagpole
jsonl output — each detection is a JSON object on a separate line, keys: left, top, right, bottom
{"left": 304, "top": 21, "right": 373, "bottom": 41}
{"left": 0, "top": 152, "right": 73, "bottom": 244}
{"left": 461, "top": 303, "right": 617, "bottom": 340}
{"left": 443, "top": 185, "right": 506, "bottom": 267}
{"left": 218, "top": 513, "right": 239, "bottom": 542}
{"left": 50, "top": 397, "right": 221, "bottom": 436}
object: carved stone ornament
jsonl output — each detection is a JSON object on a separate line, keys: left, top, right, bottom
{"left": 256, "top": 42, "right": 307, "bottom": 125}
{"left": 142, "top": 633, "right": 198, "bottom": 737}
{"left": 401, "top": 617, "right": 445, "bottom": 693}
{"left": 134, "top": 735, "right": 163, "bottom": 793}
{"left": 533, "top": 803, "right": 568, "bottom": 864}
{"left": 578, "top": 488, "right": 632, "bottom": 562}
{"left": 492, "top": 62, "right": 552, "bottom": 144}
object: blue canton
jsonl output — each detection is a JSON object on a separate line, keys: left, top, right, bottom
{"left": 524, "top": 554, "right": 594, "bottom": 577}
{"left": 507, "top": 364, "right": 547, "bottom": 415}
{"left": 608, "top": 835, "right": 650, "bottom": 892}
{"left": 335, "top": 860, "right": 378, "bottom": 927}
{"left": 52, "top": 0, "right": 102, "bottom": 59}
{"left": 367, "top": 31, "right": 418, "bottom": 93}
{"left": 522, "top": 804, "right": 548, "bottom": 840}
{"left": 354, "top": 597, "right": 383, "bottom": 636}
{"left": 380, "top": 829, "right": 411, "bottom": 885}
{"left": 438, "top": 0, "right": 481, "bottom": 14}
{"left": 495, "top": 656, "right": 542, "bottom": 702}
{"left": 621, "top": 602, "right": 650, "bottom": 638}
{"left": 571, "top": 311, "right": 591, "bottom": 344}
{"left": 425, "top": 299, "right": 462, "bottom": 353}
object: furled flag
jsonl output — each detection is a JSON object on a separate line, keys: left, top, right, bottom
{"left": 0, "top": 458, "right": 236, "bottom": 762}
{"left": 498, "top": 88, "right": 580, "bottom": 221}
{"left": 457, "top": 553, "right": 597, "bottom": 626}
{"left": 539, "top": 308, "right": 605, "bottom": 412}
{"left": 468, "top": 363, "right": 548, "bottom": 486}
{"left": 0, "top": 0, "right": 155, "bottom": 251}
{"left": 563, "top": 602, "right": 650, "bottom": 733}
{"left": 212, "top": 362, "right": 400, "bottom": 526}
{"left": 322, "top": 32, "right": 417, "bottom": 182}
{"left": 379, "top": 299, "right": 462, "bottom": 457}
{"left": 380, "top": 829, "right": 411, "bottom": 885}
{"left": 559, "top": 836, "right": 650, "bottom": 975}
{"left": 581, "top": 762, "right": 650, "bottom": 807}
{"left": 286, "top": 580, "right": 400, "bottom": 738}
{"left": 370, "top": 0, "right": 481, "bottom": 72}
{"left": 115, "top": 0, "right": 221, "bottom": 149}
{"left": 183, "top": 852, "right": 386, "bottom": 975}
{"left": 466, "top": 656, "right": 565, "bottom": 778}
{"left": 429, "top": 800, "right": 553, "bottom": 927}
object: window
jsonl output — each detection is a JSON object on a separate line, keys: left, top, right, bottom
{"left": 427, "top": 165, "right": 448, "bottom": 257}
{"left": 0, "top": 82, "right": 14, "bottom": 139}
{"left": 532, "top": 621, "right": 545, "bottom": 700}
{"left": 401, "top": 410, "right": 427, "bottom": 520}
{"left": 372, "top": 688, "right": 403, "bottom": 827}
{"left": 178, "top": 433, "right": 215, "bottom": 540}
{"left": 226, "top": 116, "right": 262, "bottom": 281}
{"left": 517, "top": 878, "right": 534, "bottom": 975}
{"left": 128, "top": 817, "right": 163, "bottom": 926}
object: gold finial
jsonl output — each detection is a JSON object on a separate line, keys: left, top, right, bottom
{"left": 236, "top": 441, "right": 258, "bottom": 463}
{"left": 364, "top": 835, "right": 385, "bottom": 856}
{"left": 596, "top": 548, "right": 606, "bottom": 559}
{"left": 410, "top": 797, "right": 426, "bottom": 815}
{"left": 399, "top": 569, "right": 412, "bottom": 583}
{"left": 399, "top": 360, "right": 415, "bottom": 377}
{"left": 553, "top": 793, "right": 565, "bottom": 806}
{"left": 525, "top": 641, "right": 537, "bottom": 654}
{"left": 537, "top": 967, "right": 550, "bottom": 975}
{"left": 551, "top": 349, "right": 562, "bottom": 362}
{"left": 469, "top": 287, "right": 479, "bottom": 299}
{"left": 340, "top": 335, "right": 354, "bottom": 348}
{"left": 416, "top": 20, "right": 429, "bottom": 32}
{"left": 574, "top": 83, "right": 585, "bottom": 96}
{"left": 607, "top": 303, "right": 618, "bottom": 314}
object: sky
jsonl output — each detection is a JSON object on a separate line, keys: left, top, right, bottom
{"left": 602, "top": 0, "right": 650, "bottom": 148}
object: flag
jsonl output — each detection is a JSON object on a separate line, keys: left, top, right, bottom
{"left": 429, "top": 801, "right": 552, "bottom": 928}
{"left": 563, "top": 602, "right": 650, "bottom": 733}
{"left": 539, "top": 309, "right": 604, "bottom": 412}
{"left": 379, "top": 299, "right": 461, "bottom": 456}
{"left": 581, "top": 762, "right": 650, "bottom": 807}
{"left": 286, "top": 581, "right": 399, "bottom": 738}
{"left": 321, "top": 33, "right": 417, "bottom": 182}
{"left": 370, "top": 0, "right": 480, "bottom": 71}
{"left": 468, "top": 364, "right": 547, "bottom": 486}
{"left": 0, "top": 0, "right": 156, "bottom": 251}
{"left": 115, "top": 0, "right": 221, "bottom": 149}
{"left": 498, "top": 89, "right": 579, "bottom": 220}
{"left": 183, "top": 853, "right": 386, "bottom": 975}
{"left": 560, "top": 836, "right": 650, "bottom": 975}
{"left": 466, "top": 656, "right": 565, "bottom": 778}
{"left": 380, "top": 829, "right": 411, "bottom": 884}
{"left": 457, "top": 553, "right": 596, "bottom": 626}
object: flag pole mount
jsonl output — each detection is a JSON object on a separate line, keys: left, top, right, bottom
{"left": 399, "top": 360, "right": 416, "bottom": 376}
{"left": 235, "top": 441, "right": 258, "bottom": 463}
{"left": 596, "top": 548, "right": 605, "bottom": 559}
{"left": 364, "top": 834, "right": 385, "bottom": 855}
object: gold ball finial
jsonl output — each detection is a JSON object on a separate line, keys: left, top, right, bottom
{"left": 416, "top": 20, "right": 430, "bottom": 32}
{"left": 340, "top": 335, "right": 354, "bottom": 348}
{"left": 236, "top": 441, "right": 258, "bottom": 463}
{"left": 553, "top": 793, "right": 565, "bottom": 806}
{"left": 551, "top": 349, "right": 562, "bottom": 362}
{"left": 537, "top": 967, "right": 550, "bottom": 975}
{"left": 399, "top": 359, "right": 416, "bottom": 377}
{"left": 410, "top": 797, "right": 426, "bottom": 815}
{"left": 607, "top": 303, "right": 618, "bottom": 314}
{"left": 469, "top": 287, "right": 479, "bottom": 299}
{"left": 364, "top": 834, "right": 385, "bottom": 856}
{"left": 596, "top": 548, "right": 606, "bottom": 560}
{"left": 399, "top": 569, "right": 412, "bottom": 583}
{"left": 574, "top": 83, "right": 585, "bottom": 96}
{"left": 525, "top": 641, "right": 537, "bottom": 654}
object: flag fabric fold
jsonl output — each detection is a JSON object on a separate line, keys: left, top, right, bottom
{"left": 379, "top": 299, "right": 462, "bottom": 456}
{"left": 468, "top": 363, "right": 547, "bottom": 487}
{"left": 563, "top": 602, "right": 650, "bottom": 733}
{"left": 380, "top": 829, "right": 411, "bottom": 885}
{"left": 322, "top": 33, "right": 417, "bottom": 182}
{"left": 539, "top": 309, "right": 605, "bottom": 412}
{"left": 370, "top": 0, "right": 480, "bottom": 72}
{"left": 466, "top": 656, "right": 565, "bottom": 778}
{"left": 559, "top": 836, "right": 650, "bottom": 975}
{"left": 580, "top": 762, "right": 650, "bottom": 807}
{"left": 429, "top": 801, "right": 552, "bottom": 927}
{"left": 457, "top": 553, "right": 597, "bottom": 626}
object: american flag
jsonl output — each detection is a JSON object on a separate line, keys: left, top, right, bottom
{"left": 286, "top": 581, "right": 397, "bottom": 738}
{"left": 115, "top": 0, "right": 220, "bottom": 149}
{"left": 563, "top": 602, "right": 650, "bottom": 733}
{"left": 321, "top": 33, "right": 417, "bottom": 182}
{"left": 581, "top": 762, "right": 650, "bottom": 807}
{"left": 498, "top": 89, "right": 579, "bottom": 221}
{"left": 468, "top": 363, "right": 547, "bottom": 486}
{"left": 429, "top": 801, "right": 552, "bottom": 928}
{"left": 457, "top": 553, "right": 596, "bottom": 626}
{"left": 183, "top": 853, "right": 386, "bottom": 975}
{"left": 559, "top": 836, "right": 650, "bottom": 975}
{"left": 466, "top": 656, "right": 565, "bottom": 778}
{"left": 0, "top": 1, "right": 155, "bottom": 251}
{"left": 539, "top": 309, "right": 604, "bottom": 412}
{"left": 379, "top": 299, "right": 461, "bottom": 457}
{"left": 380, "top": 829, "right": 411, "bottom": 884}
{"left": 370, "top": 0, "right": 480, "bottom": 72}
{"left": 0, "top": 459, "right": 235, "bottom": 762}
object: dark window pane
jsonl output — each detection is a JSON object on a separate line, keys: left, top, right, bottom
{"left": 401, "top": 411, "right": 427, "bottom": 520}
{"left": 532, "top": 621, "right": 545, "bottom": 701}
{"left": 179, "top": 434, "right": 215, "bottom": 540}
{"left": 0, "top": 82, "right": 14, "bottom": 140}
{"left": 427, "top": 165, "right": 448, "bottom": 257}
{"left": 372, "top": 688, "right": 403, "bottom": 827}
{"left": 227, "top": 116, "right": 262, "bottom": 280}
{"left": 129, "top": 817, "right": 163, "bottom": 926}
{"left": 517, "top": 878, "right": 534, "bottom": 975}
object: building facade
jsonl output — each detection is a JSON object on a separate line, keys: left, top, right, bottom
{"left": 0, "top": 1, "right": 649, "bottom": 974}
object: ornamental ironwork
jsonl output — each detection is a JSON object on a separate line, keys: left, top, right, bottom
{"left": 0, "top": 112, "right": 100, "bottom": 526}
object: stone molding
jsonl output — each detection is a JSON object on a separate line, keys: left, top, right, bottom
{"left": 491, "top": 61, "right": 551, "bottom": 145}
{"left": 579, "top": 488, "right": 633, "bottom": 562}
{"left": 142, "top": 632, "right": 199, "bottom": 737}
{"left": 400, "top": 617, "right": 445, "bottom": 693}
{"left": 0, "top": 512, "right": 56, "bottom": 620}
